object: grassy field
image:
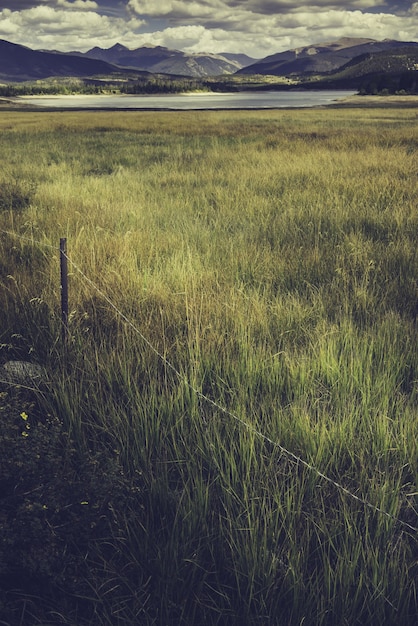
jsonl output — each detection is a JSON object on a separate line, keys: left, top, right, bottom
{"left": 0, "top": 106, "right": 417, "bottom": 625}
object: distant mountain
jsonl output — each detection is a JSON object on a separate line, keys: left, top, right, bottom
{"left": 1, "top": 36, "right": 417, "bottom": 90}
{"left": 81, "top": 44, "right": 256, "bottom": 77}
{"left": 0, "top": 39, "right": 149, "bottom": 82}
{"left": 237, "top": 37, "right": 418, "bottom": 77}
{"left": 220, "top": 52, "right": 257, "bottom": 67}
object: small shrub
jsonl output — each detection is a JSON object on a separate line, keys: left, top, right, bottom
{"left": 0, "top": 179, "right": 35, "bottom": 212}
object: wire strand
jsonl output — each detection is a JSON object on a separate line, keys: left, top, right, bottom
{"left": 1, "top": 227, "right": 417, "bottom": 533}
{"left": 0, "top": 227, "right": 58, "bottom": 251}
{"left": 63, "top": 250, "right": 418, "bottom": 535}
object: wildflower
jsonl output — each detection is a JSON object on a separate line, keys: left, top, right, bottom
{"left": 20, "top": 411, "right": 28, "bottom": 421}
{"left": 80, "top": 501, "right": 89, "bottom": 505}
{"left": 21, "top": 431, "right": 29, "bottom": 438}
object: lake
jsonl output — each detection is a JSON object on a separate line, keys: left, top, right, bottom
{"left": 17, "top": 90, "right": 356, "bottom": 110}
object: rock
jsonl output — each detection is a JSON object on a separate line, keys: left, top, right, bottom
{"left": 0, "top": 361, "right": 47, "bottom": 386}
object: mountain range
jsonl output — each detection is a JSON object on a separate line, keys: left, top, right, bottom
{"left": 0, "top": 39, "right": 255, "bottom": 82}
{"left": 0, "top": 37, "right": 417, "bottom": 90}
{"left": 77, "top": 43, "right": 255, "bottom": 77}
{"left": 0, "top": 39, "right": 149, "bottom": 83}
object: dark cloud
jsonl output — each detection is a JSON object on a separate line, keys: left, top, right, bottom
{"left": 226, "top": 0, "right": 385, "bottom": 9}
{"left": 126, "top": 0, "right": 417, "bottom": 15}
{"left": 0, "top": 1, "right": 35, "bottom": 6}
{"left": 0, "top": 0, "right": 415, "bottom": 14}
{"left": 0, "top": 1, "right": 119, "bottom": 10}
{"left": 125, "top": 0, "right": 418, "bottom": 24}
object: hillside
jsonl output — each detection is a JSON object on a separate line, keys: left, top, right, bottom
{"left": 0, "top": 39, "right": 150, "bottom": 82}
{"left": 333, "top": 46, "right": 418, "bottom": 92}
{"left": 300, "top": 46, "right": 418, "bottom": 93}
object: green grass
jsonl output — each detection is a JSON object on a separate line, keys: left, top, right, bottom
{"left": 0, "top": 107, "right": 417, "bottom": 625}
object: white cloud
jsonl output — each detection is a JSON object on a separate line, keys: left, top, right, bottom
{"left": 127, "top": 0, "right": 227, "bottom": 19}
{"left": 0, "top": 8, "right": 18, "bottom": 35}
{"left": 138, "top": 24, "right": 229, "bottom": 52}
{"left": 0, "top": 6, "right": 145, "bottom": 51}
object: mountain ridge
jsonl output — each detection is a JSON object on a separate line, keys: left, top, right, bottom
{"left": 238, "top": 37, "right": 418, "bottom": 77}
{"left": 79, "top": 44, "right": 256, "bottom": 77}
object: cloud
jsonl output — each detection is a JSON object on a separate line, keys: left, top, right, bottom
{"left": 125, "top": 0, "right": 418, "bottom": 57}
{"left": 56, "top": 0, "right": 99, "bottom": 9}
{"left": 127, "top": 0, "right": 227, "bottom": 19}
{"left": 0, "top": 1, "right": 416, "bottom": 58}
{"left": 0, "top": 0, "right": 98, "bottom": 8}
{"left": 129, "top": 4, "right": 418, "bottom": 57}
{"left": 0, "top": 5, "right": 145, "bottom": 51}
{"left": 127, "top": 0, "right": 391, "bottom": 19}
{"left": 227, "top": 0, "right": 389, "bottom": 12}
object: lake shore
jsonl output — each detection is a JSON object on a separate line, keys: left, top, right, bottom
{"left": 330, "top": 94, "right": 418, "bottom": 108}
{"left": 2, "top": 92, "right": 418, "bottom": 111}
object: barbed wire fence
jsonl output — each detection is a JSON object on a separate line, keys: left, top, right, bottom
{"left": 1, "top": 226, "right": 417, "bottom": 534}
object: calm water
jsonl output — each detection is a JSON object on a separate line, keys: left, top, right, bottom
{"left": 18, "top": 90, "right": 355, "bottom": 110}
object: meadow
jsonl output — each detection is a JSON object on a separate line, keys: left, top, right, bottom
{"left": 0, "top": 106, "right": 417, "bottom": 625}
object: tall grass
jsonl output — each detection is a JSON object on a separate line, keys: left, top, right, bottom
{"left": 0, "top": 107, "right": 417, "bottom": 625}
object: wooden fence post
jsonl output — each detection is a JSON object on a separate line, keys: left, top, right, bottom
{"left": 60, "top": 237, "right": 69, "bottom": 347}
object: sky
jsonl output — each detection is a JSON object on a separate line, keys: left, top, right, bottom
{"left": 0, "top": 1, "right": 417, "bottom": 59}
